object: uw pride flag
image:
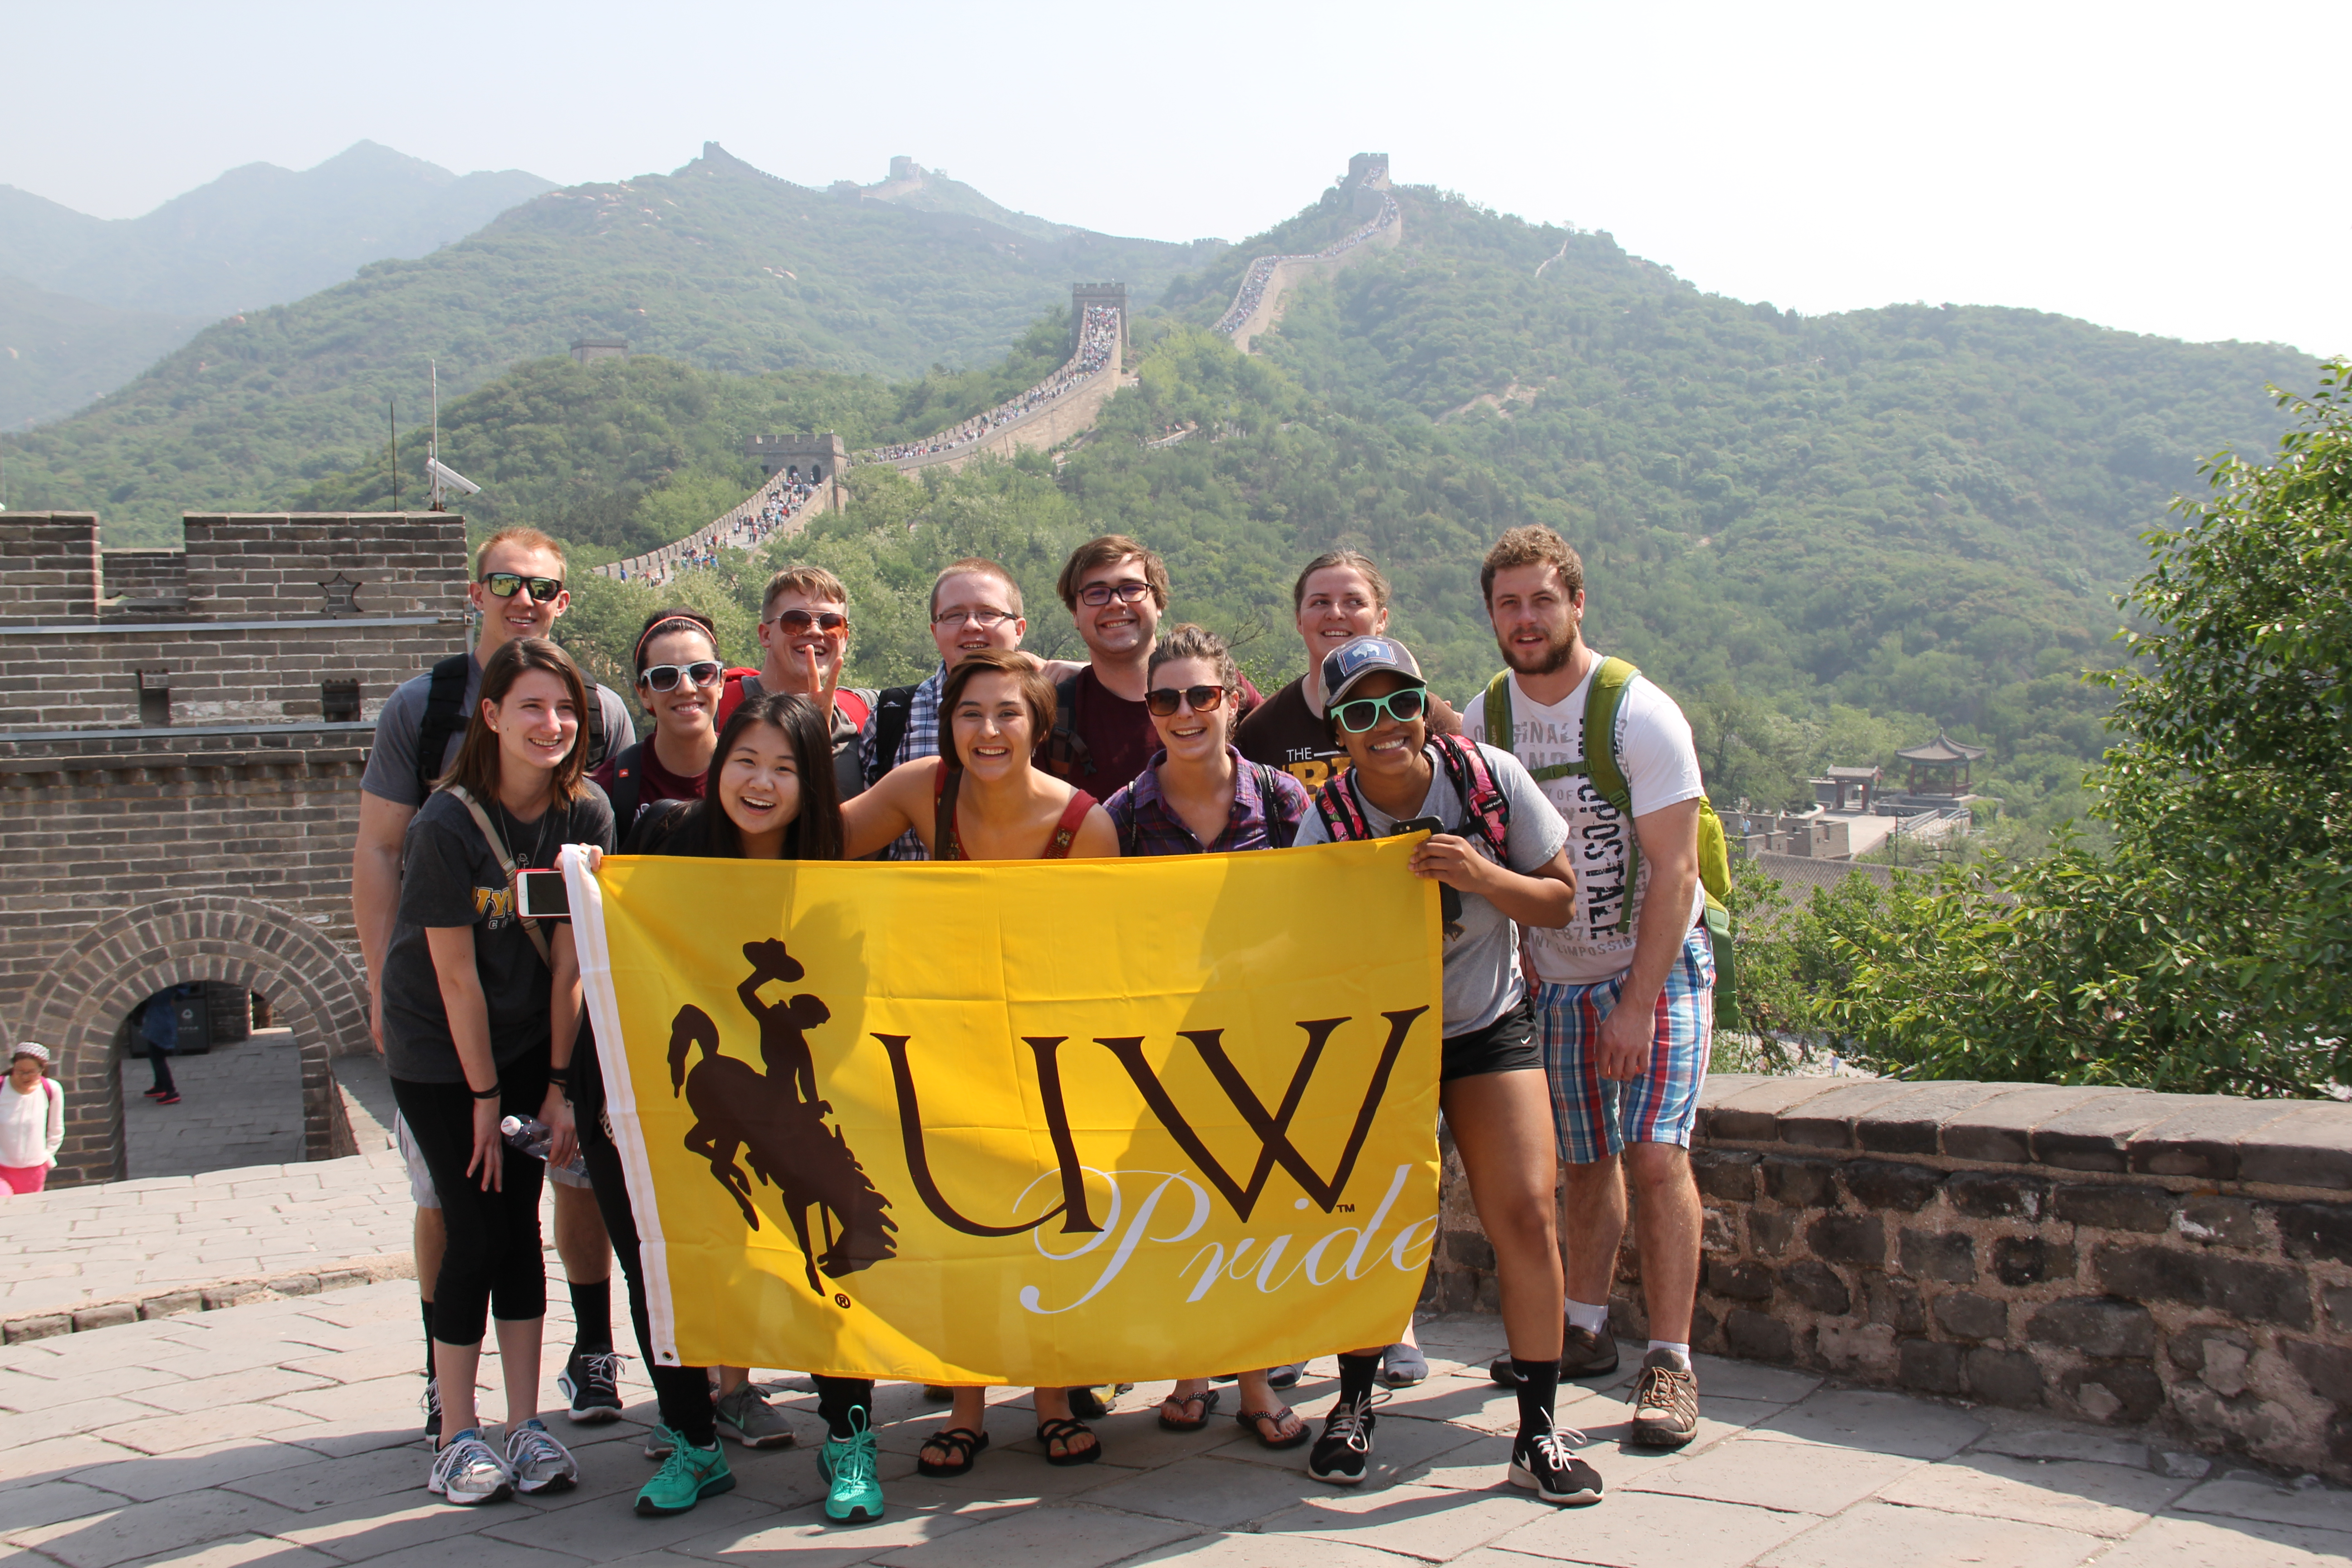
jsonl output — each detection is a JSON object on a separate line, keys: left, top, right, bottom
{"left": 564, "top": 838, "right": 1442, "bottom": 1387}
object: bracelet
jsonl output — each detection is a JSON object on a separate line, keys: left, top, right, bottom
{"left": 470, "top": 1082, "right": 502, "bottom": 1100}
{"left": 547, "top": 1067, "right": 571, "bottom": 1088}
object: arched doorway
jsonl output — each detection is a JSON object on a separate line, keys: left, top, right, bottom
{"left": 21, "top": 895, "right": 369, "bottom": 1186}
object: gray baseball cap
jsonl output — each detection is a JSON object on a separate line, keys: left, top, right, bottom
{"left": 1320, "top": 635, "right": 1425, "bottom": 708}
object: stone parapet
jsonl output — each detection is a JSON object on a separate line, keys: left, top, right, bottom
{"left": 1428, "top": 1075, "right": 2352, "bottom": 1480}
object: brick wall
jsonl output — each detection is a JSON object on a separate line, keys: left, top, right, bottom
{"left": 0, "top": 514, "right": 102, "bottom": 621}
{"left": 182, "top": 513, "right": 467, "bottom": 622}
{"left": 98, "top": 550, "right": 186, "bottom": 604}
{"left": 1429, "top": 1075, "right": 2352, "bottom": 1480}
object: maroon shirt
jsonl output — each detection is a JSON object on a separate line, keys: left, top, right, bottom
{"left": 591, "top": 735, "right": 706, "bottom": 815}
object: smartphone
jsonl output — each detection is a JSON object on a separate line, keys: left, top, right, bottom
{"left": 1392, "top": 816, "right": 1446, "bottom": 838}
{"left": 516, "top": 868, "right": 570, "bottom": 921}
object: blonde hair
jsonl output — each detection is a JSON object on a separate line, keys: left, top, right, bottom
{"left": 475, "top": 526, "right": 566, "bottom": 577}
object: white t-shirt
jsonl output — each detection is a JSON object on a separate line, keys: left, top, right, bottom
{"left": 1461, "top": 658, "right": 1706, "bottom": 986}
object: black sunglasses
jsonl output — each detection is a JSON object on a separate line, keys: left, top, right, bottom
{"left": 1333, "top": 688, "right": 1427, "bottom": 733}
{"left": 1145, "top": 684, "right": 1228, "bottom": 717}
{"left": 480, "top": 573, "right": 564, "bottom": 603}
{"left": 769, "top": 609, "right": 848, "bottom": 634}
{"left": 639, "top": 661, "right": 723, "bottom": 692}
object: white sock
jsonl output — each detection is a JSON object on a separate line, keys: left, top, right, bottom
{"left": 1564, "top": 1298, "right": 1610, "bottom": 1335}
{"left": 1648, "top": 1340, "right": 1692, "bottom": 1371}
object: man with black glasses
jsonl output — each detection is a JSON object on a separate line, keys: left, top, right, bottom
{"left": 353, "top": 526, "right": 636, "bottom": 1437}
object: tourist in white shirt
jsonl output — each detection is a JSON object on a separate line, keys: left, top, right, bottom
{"left": 1, "top": 1044, "right": 66, "bottom": 1195}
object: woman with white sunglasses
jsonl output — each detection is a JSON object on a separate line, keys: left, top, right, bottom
{"left": 593, "top": 610, "right": 726, "bottom": 842}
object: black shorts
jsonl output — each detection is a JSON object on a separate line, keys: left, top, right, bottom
{"left": 1441, "top": 997, "right": 1541, "bottom": 1083}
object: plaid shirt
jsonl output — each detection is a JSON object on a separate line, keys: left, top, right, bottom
{"left": 1105, "top": 746, "right": 1311, "bottom": 856}
{"left": 861, "top": 663, "right": 946, "bottom": 861}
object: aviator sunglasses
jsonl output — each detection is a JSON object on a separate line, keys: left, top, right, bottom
{"left": 1333, "top": 688, "right": 1428, "bottom": 733}
{"left": 768, "top": 609, "right": 848, "bottom": 635}
{"left": 480, "top": 572, "right": 565, "bottom": 603}
{"left": 1145, "top": 684, "right": 1228, "bottom": 717}
{"left": 639, "top": 661, "right": 723, "bottom": 692}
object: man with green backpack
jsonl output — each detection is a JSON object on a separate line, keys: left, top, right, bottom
{"left": 1464, "top": 526, "right": 1726, "bottom": 1452}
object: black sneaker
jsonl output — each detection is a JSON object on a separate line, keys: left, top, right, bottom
{"left": 1510, "top": 1421, "right": 1603, "bottom": 1505}
{"left": 558, "top": 1348, "right": 627, "bottom": 1424}
{"left": 421, "top": 1375, "right": 442, "bottom": 1445}
{"left": 1491, "top": 1322, "right": 1619, "bottom": 1385}
{"left": 1306, "top": 1390, "right": 1384, "bottom": 1485}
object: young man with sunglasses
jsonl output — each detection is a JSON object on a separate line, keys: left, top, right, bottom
{"left": 353, "top": 526, "right": 636, "bottom": 1438}
{"left": 723, "top": 566, "right": 877, "bottom": 804}
{"left": 1041, "top": 535, "right": 1258, "bottom": 796}
{"left": 1461, "top": 525, "right": 1713, "bottom": 1453}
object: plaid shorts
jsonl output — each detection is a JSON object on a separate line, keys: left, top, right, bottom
{"left": 1534, "top": 926, "right": 1715, "bottom": 1166}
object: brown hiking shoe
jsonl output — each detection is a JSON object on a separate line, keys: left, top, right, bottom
{"left": 1561, "top": 1325, "right": 1619, "bottom": 1378}
{"left": 1628, "top": 1349, "right": 1699, "bottom": 1448}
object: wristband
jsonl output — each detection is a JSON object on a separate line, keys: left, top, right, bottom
{"left": 470, "top": 1082, "right": 502, "bottom": 1100}
{"left": 547, "top": 1067, "right": 571, "bottom": 1088}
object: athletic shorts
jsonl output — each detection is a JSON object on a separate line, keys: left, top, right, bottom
{"left": 1441, "top": 998, "right": 1542, "bottom": 1082}
{"left": 396, "top": 1106, "right": 590, "bottom": 1207}
{"left": 1534, "top": 925, "right": 1714, "bottom": 1166}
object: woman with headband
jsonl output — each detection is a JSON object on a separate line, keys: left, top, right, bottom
{"left": 593, "top": 609, "right": 727, "bottom": 843}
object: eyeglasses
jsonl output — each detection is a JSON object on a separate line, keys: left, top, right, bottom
{"left": 639, "top": 661, "right": 723, "bottom": 692}
{"left": 480, "top": 573, "right": 564, "bottom": 603}
{"left": 934, "top": 607, "right": 1017, "bottom": 628}
{"left": 1078, "top": 580, "right": 1153, "bottom": 608}
{"left": 768, "top": 609, "right": 848, "bottom": 635}
{"left": 1333, "top": 688, "right": 1428, "bottom": 733}
{"left": 1145, "top": 684, "right": 1228, "bottom": 717}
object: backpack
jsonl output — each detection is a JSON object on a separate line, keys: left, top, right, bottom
{"left": 863, "top": 685, "right": 920, "bottom": 788}
{"left": 1311, "top": 732, "right": 1512, "bottom": 857}
{"left": 1039, "top": 672, "right": 1093, "bottom": 781}
{"left": 717, "top": 670, "right": 874, "bottom": 731}
{"left": 1482, "top": 658, "right": 1739, "bottom": 1016}
{"left": 416, "top": 653, "right": 608, "bottom": 800}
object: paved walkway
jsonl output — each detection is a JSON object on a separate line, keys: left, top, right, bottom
{"left": 118, "top": 1031, "right": 307, "bottom": 1179}
{"left": 2, "top": 1282, "right": 2347, "bottom": 1567}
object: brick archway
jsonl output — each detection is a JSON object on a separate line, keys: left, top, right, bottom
{"left": 24, "top": 895, "right": 369, "bottom": 1186}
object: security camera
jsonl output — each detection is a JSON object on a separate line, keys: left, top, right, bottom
{"left": 427, "top": 458, "right": 481, "bottom": 497}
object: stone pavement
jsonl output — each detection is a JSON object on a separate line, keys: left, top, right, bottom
{"left": 3, "top": 1283, "right": 2349, "bottom": 1568}
{"left": 118, "top": 1031, "right": 307, "bottom": 1180}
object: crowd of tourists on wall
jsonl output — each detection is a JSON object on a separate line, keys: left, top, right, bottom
{"left": 861, "top": 304, "right": 1121, "bottom": 464}
{"left": 1213, "top": 191, "right": 1401, "bottom": 337}
{"left": 608, "top": 474, "right": 823, "bottom": 587}
{"left": 353, "top": 519, "right": 1717, "bottom": 1527}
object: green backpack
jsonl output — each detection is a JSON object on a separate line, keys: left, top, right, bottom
{"left": 1482, "top": 659, "right": 1739, "bottom": 1019}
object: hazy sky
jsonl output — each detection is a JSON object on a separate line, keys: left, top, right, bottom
{"left": 5, "top": 0, "right": 2341, "bottom": 357}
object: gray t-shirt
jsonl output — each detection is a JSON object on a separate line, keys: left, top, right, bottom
{"left": 361, "top": 653, "right": 637, "bottom": 809}
{"left": 380, "top": 785, "right": 617, "bottom": 1083}
{"left": 1295, "top": 741, "right": 1568, "bottom": 1036}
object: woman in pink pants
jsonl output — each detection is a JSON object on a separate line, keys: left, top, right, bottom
{"left": 1, "top": 1044, "right": 64, "bottom": 1195}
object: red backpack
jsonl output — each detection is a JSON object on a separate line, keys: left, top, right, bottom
{"left": 715, "top": 669, "right": 872, "bottom": 730}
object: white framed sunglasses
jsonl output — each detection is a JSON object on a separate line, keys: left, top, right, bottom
{"left": 639, "top": 660, "right": 723, "bottom": 692}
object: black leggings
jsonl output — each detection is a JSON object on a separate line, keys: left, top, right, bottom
{"left": 578, "top": 1087, "right": 873, "bottom": 1443}
{"left": 392, "top": 1069, "right": 549, "bottom": 1345}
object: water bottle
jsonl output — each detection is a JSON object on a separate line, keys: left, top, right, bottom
{"left": 500, "top": 1114, "right": 588, "bottom": 1181}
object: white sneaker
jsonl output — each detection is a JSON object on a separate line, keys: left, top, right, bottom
{"left": 505, "top": 1418, "right": 580, "bottom": 1495}
{"left": 428, "top": 1430, "right": 514, "bottom": 1505}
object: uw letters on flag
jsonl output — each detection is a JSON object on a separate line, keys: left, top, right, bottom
{"left": 564, "top": 838, "right": 1443, "bottom": 1387}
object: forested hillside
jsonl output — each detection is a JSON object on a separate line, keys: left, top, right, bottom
{"left": 1, "top": 145, "right": 1217, "bottom": 544}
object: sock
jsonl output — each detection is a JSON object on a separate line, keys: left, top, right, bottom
{"left": 1565, "top": 1298, "right": 1610, "bottom": 1335}
{"left": 568, "top": 1278, "right": 612, "bottom": 1355}
{"left": 1511, "top": 1357, "right": 1560, "bottom": 1438}
{"left": 1649, "top": 1340, "right": 1692, "bottom": 1371}
{"left": 421, "top": 1301, "right": 436, "bottom": 1379}
{"left": 1337, "top": 1352, "right": 1381, "bottom": 1404}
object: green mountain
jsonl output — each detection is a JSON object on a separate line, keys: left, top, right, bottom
{"left": 0, "top": 275, "right": 204, "bottom": 428}
{"left": 0, "top": 142, "right": 556, "bottom": 321}
{"left": 0, "top": 144, "right": 1220, "bottom": 544}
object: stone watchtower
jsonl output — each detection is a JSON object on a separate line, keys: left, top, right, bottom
{"left": 743, "top": 433, "right": 847, "bottom": 510}
{"left": 0, "top": 512, "right": 470, "bottom": 1184}
{"left": 1069, "top": 282, "right": 1127, "bottom": 355}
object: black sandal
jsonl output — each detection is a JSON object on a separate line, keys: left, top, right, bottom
{"left": 916, "top": 1426, "right": 989, "bottom": 1477}
{"left": 1036, "top": 1415, "right": 1100, "bottom": 1466}
{"left": 1236, "top": 1405, "right": 1311, "bottom": 1450}
{"left": 1157, "top": 1388, "right": 1221, "bottom": 1432}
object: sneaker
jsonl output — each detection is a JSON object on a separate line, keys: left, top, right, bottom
{"left": 1307, "top": 1389, "right": 1386, "bottom": 1485}
{"left": 635, "top": 1428, "right": 734, "bottom": 1515}
{"left": 816, "top": 1408, "right": 885, "bottom": 1525}
{"left": 643, "top": 1425, "right": 676, "bottom": 1461}
{"left": 1068, "top": 1384, "right": 1130, "bottom": 1421}
{"left": 427, "top": 1429, "right": 514, "bottom": 1506}
{"left": 505, "top": 1418, "right": 579, "bottom": 1494}
{"left": 421, "top": 1376, "right": 441, "bottom": 1445}
{"left": 1266, "top": 1363, "right": 1303, "bottom": 1391}
{"left": 155, "top": 1092, "right": 182, "bottom": 1105}
{"left": 715, "top": 1381, "right": 798, "bottom": 1449}
{"left": 558, "top": 1348, "right": 626, "bottom": 1424}
{"left": 142, "top": 1086, "right": 169, "bottom": 1098}
{"left": 1491, "top": 1320, "right": 1620, "bottom": 1385}
{"left": 1510, "top": 1420, "right": 1603, "bottom": 1505}
{"left": 1628, "top": 1348, "right": 1700, "bottom": 1449}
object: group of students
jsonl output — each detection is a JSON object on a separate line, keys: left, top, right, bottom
{"left": 351, "top": 519, "right": 1720, "bottom": 1529}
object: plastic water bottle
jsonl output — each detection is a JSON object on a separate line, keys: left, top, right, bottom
{"left": 500, "top": 1114, "right": 588, "bottom": 1181}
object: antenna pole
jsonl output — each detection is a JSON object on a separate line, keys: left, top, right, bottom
{"left": 388, "top": 399, "right": 399, "bottom": 512}
{"left": 430, "top": 360, "right": 443, "bottom": 512}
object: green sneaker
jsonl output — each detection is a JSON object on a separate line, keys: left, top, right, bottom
{"left": 634, "top": 1427, "right": 735, "bottom": 1516}
{"left": 816, "top": 1408, "right": 884, "bottom": 1526}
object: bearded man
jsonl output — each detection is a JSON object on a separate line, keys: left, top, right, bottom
{"left": 1460, "top": 525, "right": 1713, "bottom": 1451}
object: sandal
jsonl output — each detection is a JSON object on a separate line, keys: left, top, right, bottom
{"left": 916, "top": 1426, "right": 989, "bottom": 1477}
{"left": 1036, "top": 1416, "right": 1100, "bottom": 1466}
{"left": 1157, "top": 1388, "right": 1221, "bottom": 1432}
{"left": 1235, "top": 1405, "right": 1311, "bottom": 1450}
{"left": 1382, "top": 1343, "right": 1429, "bottom": 1387}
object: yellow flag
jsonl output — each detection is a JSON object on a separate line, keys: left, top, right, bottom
{"left": 566, "top": 838, "right": 1442, "bottom": 1387}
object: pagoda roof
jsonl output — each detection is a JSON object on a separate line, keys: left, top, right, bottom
{"left": 1825, "top": 765, "right": 1883, "bottom": 780}
{"left": 1896, "top": 731, "right": 1988, "bottom": 764}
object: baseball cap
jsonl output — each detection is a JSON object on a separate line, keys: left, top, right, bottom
{"left": 1321, "top": 635, "right": 1425, "bottom": 708}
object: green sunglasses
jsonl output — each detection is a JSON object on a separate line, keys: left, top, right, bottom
{"left": 481, "top": 572, "right": 565, "bottom": 603}
{"left": 1333, "top": 687, "right": 1428, "bottom": 734}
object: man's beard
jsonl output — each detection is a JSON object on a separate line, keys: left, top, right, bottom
{"left": 1503, "top": 622, "right": 1579, "bottom": 676}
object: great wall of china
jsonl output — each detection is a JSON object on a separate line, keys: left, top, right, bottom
{"left": 594, "top": 156, "right": 1397, "bottom": 587}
